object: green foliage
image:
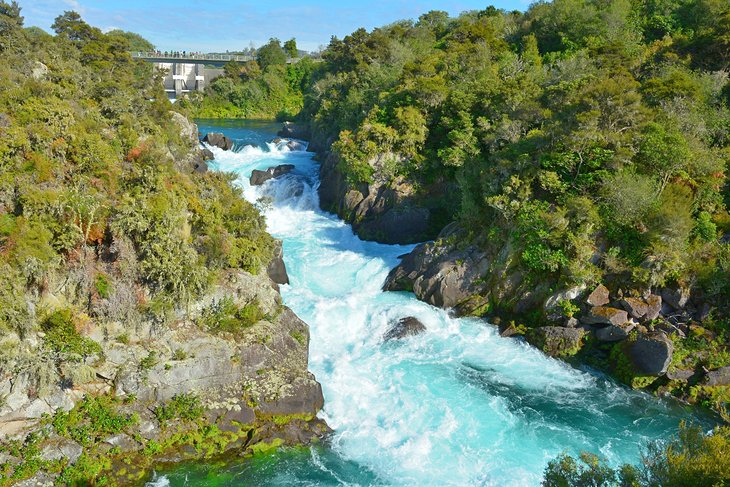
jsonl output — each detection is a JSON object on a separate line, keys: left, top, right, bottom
{"left": 154, "top": 393, "right": 204, "bottom": 423}
{"left": 52, "top": 395, "right": 136, "bottom": 447}
{"left": 543, "top": 424, "right": 730, "bottom": 487}
{"left": 41, "top": 309, "right": 101, "bottom": 358}
{"left": 198, "top": 297, "right": 264, "bottom": 335}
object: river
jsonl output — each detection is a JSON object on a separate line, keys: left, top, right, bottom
{"left": 148, "top": 119, "right": 707, "bottom": 486}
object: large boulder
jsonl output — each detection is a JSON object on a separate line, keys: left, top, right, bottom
{"left": 627, "top": 332, "right": 674, "bottom": 376}
{"left": 595, "top": 322, "right": 635, "bottom": 342}
{"left": 278, "top": 122, "right": 310, "bottom": 140}
{"left": 582, "top": 306, "right": 628, "bottom": 327}
{"left": 621, "top": 297, "right": 648, "bottom": 320}
{"left": 645, "top": 294, "right": 662, "bottom": 320}
{"left": 250, "top": 169, "right": 274, "bottom": 186}
{"left": 250, "top": 164, "right": 295, "bottom": 186}
{"left": 661, "top": 287, "right": 690, "bottom": 310}
{"left": 202, "top": 132, "right": 234, "bottom": 151}
{"left": 267, "top": 240, "right": 289, "bottom": 285}
{"left": 286, "top": 140, "right": 306, "bottom": 151}
{"left": 586, "top": 285, "right": 610, "bottom": 307}
{"left": 704, "top": 366, "right": 730, "bottom": 387}
{"left": 527, "top": 326, "right": 584, "bottom": 358}
{"left": 383, "top": 317, "right": 426, "bottom": 341}
{"left": 383, "top": 232, "right": 491, "bottom": 315}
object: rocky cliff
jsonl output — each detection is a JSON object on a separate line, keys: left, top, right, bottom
{"left": 0, "top": 116, "right": 327, "bottom": 485}
{"left": 287, "top": 123, "right": 448, "bottom": 245}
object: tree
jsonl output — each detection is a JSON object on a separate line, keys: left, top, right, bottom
{"left": 256, "top": 37, "right": 286, "bottom": 70}
{"left": 51, "top": 11, "right": 97, "bottom": 42}
{"left": 283, "top": 38, "right": 297, "bottom": 58}
{"left": 106, "top": 29, "right": 154, "bottom": 51}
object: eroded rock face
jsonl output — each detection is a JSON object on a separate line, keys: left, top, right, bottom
{"left": 318, "top": 151, "right": 436, "bottom": 244}
{"left": 203, "top": 132, "right": 234, "bottom": 151}
{"left": 628, "top": 332, "right": 674, "bottom": 376}
{"left": 383, "top": 317, "right": 426, "bottom": 341}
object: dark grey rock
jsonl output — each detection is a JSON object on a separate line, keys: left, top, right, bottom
{"left": 661, "top": 287, "right": 690, "bottom": 310}
{"left": 250, "top": 164, "right": 295, "bottom": 186}
{"left": 645, "top": 294, "right": 662, "bottom": 320}
{"left": 201, "top": 148, "right": 215, "bottom": 160}
{"left": 202, "top": 132, "right": 234, "bottom": 151}
{"left": 383, "top": 317, "right": 426, "bottom": 341}
{"left": 595, "top": 322, "right": 635, "bottom": 342}
{"left": 250, "top": 169, "right": 274, "bottom": 186}
{"left": 193, "top": 160, "right": 208, "bottom": 173}
{"left": 278, "top": 122, "right": 310, "bottom": 140}
{"left": 705, "top": 366, "right": 730, "bottom": 387}
{"left": 286, "top": 140, "right": 306, "bottom": 151}
{"left": 621, "top": 297, "right": 648, "bottom": 320}
{"left": 582, "top": 307, "right": 628, "bottom": 327}
{"left": 267, "top": 240, "right": 289, "bottom": 285}
{"left": 628, "top": 332, "right": 674, "bottom": 376}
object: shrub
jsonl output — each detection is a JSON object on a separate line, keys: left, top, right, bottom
{"left": 41, "top": 309, "right": 102, "bottom": 358}
{"left": 154, "top": 393, "right": 204, "bottom": 423}
{"left": 199, "top": 297, "right": 263, "bottom": 335}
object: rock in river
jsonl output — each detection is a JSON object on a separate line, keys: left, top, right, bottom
{"left": 383, "top": 317, "right": 426, "bottom": 341}
{"left": 202, "top": 132, "right": 234, "bottom": 151}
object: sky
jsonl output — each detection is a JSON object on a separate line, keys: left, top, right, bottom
{"left": 21, "top": 0, "right": 529, "bottom": 53}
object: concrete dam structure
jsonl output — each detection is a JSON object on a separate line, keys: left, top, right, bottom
{"left": 131, "top": 52, "right": 250, "bottom": 98}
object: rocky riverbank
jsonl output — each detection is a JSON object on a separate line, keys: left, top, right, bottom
{"left": 0, "top": 117, "right": 328, "bottom": 485}
{"left": 288, "top": 119, "right": 729, "bottom": 421}
{"left": 383, "top": 222, "right": 730, "bottom": 418}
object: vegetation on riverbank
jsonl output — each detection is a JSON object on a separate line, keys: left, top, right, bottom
{"left": 542, "top": 423, "right": 730, "bottom": 487}
{"left": 179, "top": 38, "right": 318, "bottom": 119}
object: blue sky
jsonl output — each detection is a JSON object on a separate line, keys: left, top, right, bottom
{"left": 21, "top": 0, "right": 529, "bottom": 53}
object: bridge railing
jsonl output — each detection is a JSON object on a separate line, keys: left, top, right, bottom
{"left": 131, "top": 51, "right": 255, "bottom": 62}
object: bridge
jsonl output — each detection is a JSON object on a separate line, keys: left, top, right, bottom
{"left": 131, "top": 52, "right": 304, "bottom": 98}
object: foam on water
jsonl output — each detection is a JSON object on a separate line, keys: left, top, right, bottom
{"left": 150, "top": 122, "right": 711, "bottom": 487}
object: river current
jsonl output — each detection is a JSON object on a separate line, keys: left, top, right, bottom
{"left": 149, "top": 120, "right": 706, "bottom": 487}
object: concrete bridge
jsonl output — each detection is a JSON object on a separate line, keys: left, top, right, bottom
{"left": 131, "top": 52, "right": 304, "bottom": 98}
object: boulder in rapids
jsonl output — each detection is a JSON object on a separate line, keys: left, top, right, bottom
{"left": 202, "top": 132, "right": 234, "bottom": 151}
{"left": 287, "top": 140, "right": 306, "bottom": 151}
{"left": 278, "top": 121, "right": 310, "bottom": 140}
{"left": 250, "top": 164, "right": 295, "bottom": 186}
{"left": 383, "top": 317, "right": 426, "bottom": 341}
{"left": 267, "top": 240, "right": 289, "bottom": 286}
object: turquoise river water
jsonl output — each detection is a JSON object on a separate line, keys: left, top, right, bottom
{"left": 147, "top": 120, "right": 710, "bottom": 487}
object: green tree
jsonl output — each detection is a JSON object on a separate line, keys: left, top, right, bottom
{"left": 256, "top": 37, "right": 286, "bottom": 70}
{"left": 283, "top": 38, "right": 297, "bottom": 58}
